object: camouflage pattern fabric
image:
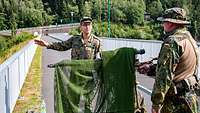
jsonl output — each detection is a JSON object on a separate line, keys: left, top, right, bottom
{"left": 94, "top": 48, "right": 138, "bottom": 113}
{"left": 151, "top": 27, "right": 199, "bottom": 113}
{"left": 157, "top": 7, "right": 190, "bottom": 25}
{"left": 47, "top": 34, "right": 101, "bottom": 60}
{"left": 160, "top": 91, "right": 198, "bottom": 113}
{"left": 53, "top": 47, "right": 146, "bottom": 113}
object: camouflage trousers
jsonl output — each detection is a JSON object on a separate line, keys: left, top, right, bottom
{"left": 134, "top": 90, "right": 146, "bottom": 113}
{"left": 160, "top": 91, "right": 199, "bottom": 113}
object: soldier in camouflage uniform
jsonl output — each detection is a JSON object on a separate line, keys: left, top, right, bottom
{"left": 34, "top": 17, "right": 101, "bottom": 60}
{"left": 151, "top": 8, "right": 199, "bottom": 113}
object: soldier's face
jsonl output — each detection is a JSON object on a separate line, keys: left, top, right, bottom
{"left": 162, "top": 22, "right": 175, "bottom": 32}
{"left": 80, "top": 22, "right": 92, "bottom": 34}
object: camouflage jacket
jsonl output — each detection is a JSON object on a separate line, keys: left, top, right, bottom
{"left": 47, "top": 34, "right": 101, "bottom": 60}
{"left": 151, "top": 27, "right": 199, "bottom": 112}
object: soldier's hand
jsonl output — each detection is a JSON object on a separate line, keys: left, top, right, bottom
{"left": 34, "top": 39, "right": 49, "bottom": 47}
{"left": 151, "top": 108, "right": 160, "bottom": 113}
{"left": 137, "top": 64, "right": 151, "bottom": 74}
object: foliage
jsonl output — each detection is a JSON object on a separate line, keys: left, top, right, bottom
{"left": 110, "top": 1, "right": 127, "bottom": 23}
{"left": 0, "top": 32, "right": 34, "bottom": 57}
{"left": 146, "top": 0, "right": 163, "bottom": 19}
{"left": 24, "top": 9, "right": 43, "bottom": 27}
{"left": 68, "top": 27, "right": 80, "bottom": 35}
{"left": 15, "top": 32, "right": 33, "bottom": 43}
{"left": 91, "top": 0, "right": 101, "bottom": 21}
{"left": 188, "top": 0, "right": 200, "bottom": 39}
{"left": 0, "top": 37, "right": 7, "bottom": 52}
{"left": 0, "top": 13, "right": 6, "bottom": 30}
{"left": 69, "top": 22, "right": 157, "bottom": 40}
{"left": 124, "top": 1, "right": 145, "bottom": 25}
{"left": 83, "top": 1, "right": 92, "bottom": 17}
{"left": 0, "top": 0, "right": 53, "bottom": 31}
{"left": 42, "top": 11, "right": 55, "bottom": 26}
{"left": 1, "top": 0, "right": 200, "bottom": 40}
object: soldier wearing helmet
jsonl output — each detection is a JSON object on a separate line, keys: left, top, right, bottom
{"left": 151, "top": 8, "right": 199, "bottom": 113}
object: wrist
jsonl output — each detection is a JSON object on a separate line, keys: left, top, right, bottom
{"left": 44, "top": 42, "right": 49, "bottom": 47}
{"left": 152, "top": 104, "right": 161, "bottom": 110}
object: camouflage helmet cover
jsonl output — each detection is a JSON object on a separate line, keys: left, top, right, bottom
{"left": 157, "top": 7, "right": 190, "bottom": 24}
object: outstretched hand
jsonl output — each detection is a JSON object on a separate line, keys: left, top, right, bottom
{"left": 137, "top": 63, "right": 151, "bottom": 74}
{"left": 152, "top": 108, "right": 160, "bottom": 113}
{"left": 34, "top": 39, "right": 49, "bottom": 47}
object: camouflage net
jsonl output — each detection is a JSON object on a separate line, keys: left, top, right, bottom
{"left": 53, "top": 47, "right": 137, "bottom": 113}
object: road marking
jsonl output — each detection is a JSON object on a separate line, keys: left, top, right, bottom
{"left": 137, "top": 84, "right": 152, "bottom": 95}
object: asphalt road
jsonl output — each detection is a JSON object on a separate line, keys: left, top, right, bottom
{"left": 41, "top": 34, "right": 71, "bottom": 113}
{"left": 137, "top": 72, "right": 154, "bottom": 113}
{"left": 41, "top": 33, "right": 154, "bottom": 113}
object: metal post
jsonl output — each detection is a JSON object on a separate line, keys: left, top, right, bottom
{"left": 99, "top": 0, "right": 102, "bottom": 35}
{"left": 70, "top": 12, "right": 74, "bottom": 23}
{"left": 108, "top": 0, "right": 111, "bottom": 38}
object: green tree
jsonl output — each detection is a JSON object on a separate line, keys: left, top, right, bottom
{"left": 124, "top": 1, "right": 145, "bottom": 25}
{"left": 57, "top": 0, "right": 67, "bottom": 19}
{"left": 73, "top": 0, "right": 92, "bottom": 18}
{"left": 189, "top": 0, "right": 200, "bottom": 40}
{"left": 136, "top": 0, "right": 146, "bottom": 10}
{"left": 76, "top": 0, "right": 85, "bottom": 17}
{"left": 84, "top": 1, "right": 91, "bottom": 17}
{"left": 66, "top": 4, "right": 79, "bottom": 23}
{"left": 8, "top": 0, "right": 17, "bottom": 37}
{"left": 160, "top": 0, "right": 189, "bottom": 10}
{"left": 0, "top": 13, "right": 6, "bottom": 30}
{"left": 0, "top": 1, "right": 6, "bottom": 30}
{"left": 17, "top": 0, "right": 53, "bottom": 27}
{"left": 110, "top": 0, "right": 126, "bottom": 23}
{"left": 91, "top": 0, "right": 101, "bottom": 20}
{"left": 147, "top": 0, "right": 163, "bottom": 19}
{"left": 23, "top": 8, "right": 43, "bottom": 27}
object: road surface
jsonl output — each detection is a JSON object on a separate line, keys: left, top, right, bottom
{"left": 41, "top": 33, "right": 71, "bottom": 113}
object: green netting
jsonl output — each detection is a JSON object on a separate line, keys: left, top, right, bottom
{"left": 53, "top": 47, "right": 137, "bottom": 113}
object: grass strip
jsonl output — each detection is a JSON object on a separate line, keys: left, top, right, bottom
{"left": 13, "top": 47, "right": 42, "bottom": 113}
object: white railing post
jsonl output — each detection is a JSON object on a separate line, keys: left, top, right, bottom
{"left": 0, "top": 40, "right": 38, "bottom": 113}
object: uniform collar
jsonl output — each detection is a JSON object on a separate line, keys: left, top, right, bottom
{"left": 163, "top": 27, "right": 186, "bottom": 41}
{"left": 81, "top": 33, "right": 93, "bottom": 43}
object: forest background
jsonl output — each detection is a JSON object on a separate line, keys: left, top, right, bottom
{"left": 0, "top": 0, "right": 200, "bottom": 40}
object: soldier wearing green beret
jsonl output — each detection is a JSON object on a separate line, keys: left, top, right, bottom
{"left": 34, "top": 17, "right": 101, "bottom": 60}
{"left": 151, "top": 8, "right": 199, "bottom": 113}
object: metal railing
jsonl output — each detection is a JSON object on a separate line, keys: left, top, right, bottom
{"left": 0, "top": 40, "right": 37, "bottom": 113}
{"left": 101, "top": 37, "right": 162, "bottom": 62}
{"left": 0, "top": 23, "right": 79, "bottom": 37}
{"left": 47, "top": 33, "right": 163, "bottom": 62}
